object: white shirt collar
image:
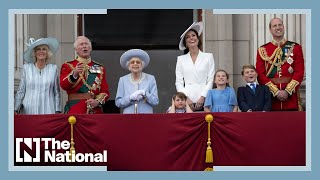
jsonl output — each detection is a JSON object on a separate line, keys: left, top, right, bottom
{"left": 247, "top": 82, "right": 258, "bottom": 87}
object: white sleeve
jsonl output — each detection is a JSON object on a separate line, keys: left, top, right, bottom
{"left": 201, "top": 53, "right": 215, "bottom": 97}
{"left": 115, "top": 77, "right": 133, "bottom": 108}
{"left": 145, "top": 75, "right": 159, "bottom": 106}
{"left": 175, "top": 56, "right": 188, "bottom": 95}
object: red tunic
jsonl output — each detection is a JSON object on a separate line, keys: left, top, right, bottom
{"left": 60, "top": 58, "right": 110, "bottom": 114}
{"left": 256, "top": 40, "right": 304, "bottom": 110}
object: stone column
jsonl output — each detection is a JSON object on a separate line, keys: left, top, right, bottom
{"left": 204, "top": 12, "right": 235, "bottom": 87}
{"left": 46, "top": 14, "right": 77, "bottom": 110}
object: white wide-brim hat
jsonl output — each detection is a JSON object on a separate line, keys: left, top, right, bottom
{"left": 178, "top": 22, "right": 203, "bottom": 50}
{"left": 23, "top": 37, "right": 59, "bottom": 63}
{"left": 120, "top": 49, "right": 150, "bottom": 70}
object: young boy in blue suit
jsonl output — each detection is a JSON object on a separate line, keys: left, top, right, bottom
{"left": 237, "top": 65, "right": 272, "bottom": 112}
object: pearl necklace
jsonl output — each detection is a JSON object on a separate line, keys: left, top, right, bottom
{"left": 130, "top": 73, "right": 143, "bottom": 84}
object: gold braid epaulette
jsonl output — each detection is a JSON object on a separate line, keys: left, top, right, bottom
{"left": 265, "top": 81, "right": 279, "bottom": 97}
{"left": 285, "top": 79, "right": 300, "bottom": 95}
{"left": 258, "top": 46, "right": 283, "bottom": 77}
{"left": 258, "top": 46, "right": 282, "bottom": 62}
{"left": 258, "top": 47, "right": 269, "bottom": 61}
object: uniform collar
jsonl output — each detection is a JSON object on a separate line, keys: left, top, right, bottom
{"left": 76, "top": 56, "right": 91, "bottom": 64}
{"left": 271, "top": 38, "right": 287, "bottom": 47}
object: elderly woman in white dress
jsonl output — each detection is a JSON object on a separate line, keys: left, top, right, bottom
{"left": 14, "top": 37, "right": 61, "bottom": 114}
{"left": 175, "top": 22, "right": 215, "bottom": 111}
{"left": 115, "top": 49, "right": 159, "bottom": 114}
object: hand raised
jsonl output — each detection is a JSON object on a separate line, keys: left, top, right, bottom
{"left": 73, "top": 63, "right": 84, "bottom": 77}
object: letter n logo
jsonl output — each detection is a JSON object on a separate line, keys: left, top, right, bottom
{"left": 15, "top": 138, "right": 40, "bottom": 162}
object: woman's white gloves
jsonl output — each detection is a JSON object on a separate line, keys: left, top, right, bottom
{"left": 129, "top": 90, "right": 146, "bottom": 101}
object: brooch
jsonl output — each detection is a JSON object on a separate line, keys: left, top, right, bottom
{"left": 287, "top": 57, "right": 294, "bottom": 65}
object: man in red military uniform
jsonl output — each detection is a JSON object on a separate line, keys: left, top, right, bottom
{"left": 60, "top": 36, "right": 110, "bottom": 114}
{"left": 256, "top": 18, "right": 305, "bottom": 111}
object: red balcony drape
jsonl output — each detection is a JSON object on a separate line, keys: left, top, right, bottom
{"left": 14, "top": 112, "right": 306, "bottom": 170}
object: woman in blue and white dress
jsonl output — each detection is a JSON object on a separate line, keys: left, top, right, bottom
{"left": 115, "top": 49, "right": 159, "bottom": 114}
{"left": 14, "top": 37, "right": 61, "bottom": 114}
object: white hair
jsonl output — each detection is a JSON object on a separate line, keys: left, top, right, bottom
{"left": 73, "top": 36, "right": 92, "bottom": 48}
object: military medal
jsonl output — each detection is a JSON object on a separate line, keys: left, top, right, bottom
{"left": 89, "top": 65, "right": 97, "bottom": 73}
{"left": 288, "top": 66, "right": 294, "bottom": 74}
{"left": 94, "top": 76, "right": 101, "bottom": 90}
{"left": 89, "top": 64, "right": 101, "bottom": 73}
{"left": 287, "top": 57, "right": 294, "bottom": 64}
{"left": 96, "top": 66, "right": 101, "bottom": 73}
{"left": 92, "top": 84, "right": 97, "bottom": 91}
{"left": 284, "top": 48, "right": 288, "bottom": 56}
{"left": 95, "top": 77, "right": 101, "bottom": 84}
{"left": 287, "top": 52, "right": 294, "bottom": 74}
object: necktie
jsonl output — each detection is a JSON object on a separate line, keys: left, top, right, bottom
{"left": 250, "top": 83, "right": 256, "bottom": 93}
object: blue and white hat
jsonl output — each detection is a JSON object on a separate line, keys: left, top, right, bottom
{"left": 120, "top": 49, "right": 150, "bottom": 70}
{"left": 23, "top": 37, "right": 59, "bottom": 63}
{"left": 178, "top": 22, "right": 203, "bottom": 50}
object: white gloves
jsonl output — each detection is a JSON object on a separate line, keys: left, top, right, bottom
{"left": 129, "top": 90, "right": 146, "bottom": 101}
{"left": 136, "top": 90, "right": 146, "bottom": 96}
{"left": 129, "top": 91, "right": 139, "bottom": 101}
{"left": 136, "top": 94, "right": 144, "bottom": 101}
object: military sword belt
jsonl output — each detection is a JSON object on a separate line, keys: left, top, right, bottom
{"left": 68, "top": 93, "right": 96, "bottom": 100}
{"left": 270, "top": 77, "right": 292, "bottom": 84}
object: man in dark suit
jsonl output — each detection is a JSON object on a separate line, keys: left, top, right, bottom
{"left": 237, "top": 65, "right": 272, "bottom": 112}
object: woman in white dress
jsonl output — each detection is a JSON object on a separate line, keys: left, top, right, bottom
{"left": 115, "top": 49, "right": 159, "bottom": 114}
{"left": 175, "top": 22, "right": 215, "bottom": 111}
{"left": 14, "top": 37, "right": 61, "bottom": 114}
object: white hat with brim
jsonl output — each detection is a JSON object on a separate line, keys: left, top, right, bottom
{"left": 120, "top": 49, "right": 150, "bottom": 70}
{"left": 23, "top": 37, "right": 59, "bottom": 63}
{"left": 178, "top": 22, "right": 203, "bottom": 50}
